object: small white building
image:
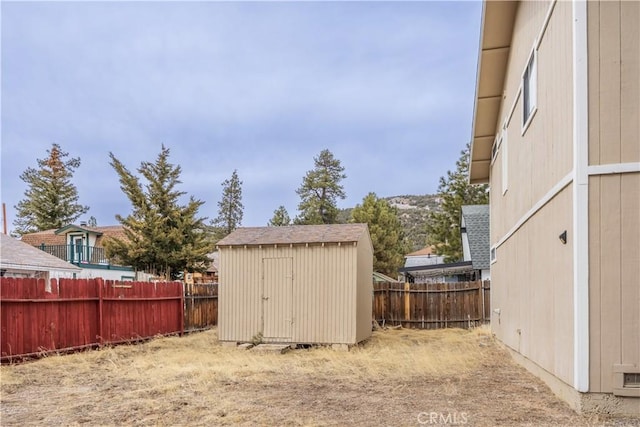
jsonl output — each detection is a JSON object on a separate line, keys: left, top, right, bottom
{"left": 0, "top": 233, "right": 80, "bottom": 279}
{"left": 403, "top": 246, "right": 445, "bottom": 269}
{"left": 217, "top": 224, "right": 373, "bottom": 346}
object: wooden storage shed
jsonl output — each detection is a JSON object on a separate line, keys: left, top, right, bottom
{"left": 217, "top": 224, "right": 373, "bottom": 345}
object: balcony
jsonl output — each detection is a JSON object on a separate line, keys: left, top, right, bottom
{"left": 37, "top": 244, "right": 121, "bottom": 267}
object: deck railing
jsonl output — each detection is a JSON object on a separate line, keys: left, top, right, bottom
{"left": 38, "top": 244, "right": 116, "bottom": 266}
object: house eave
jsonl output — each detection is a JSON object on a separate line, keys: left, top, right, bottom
{"left": 55, "top": 224, "right": 103, "bottom": 236}
{"left": 469, "top": 0, "right": 519, "bottom": 184}
{"left": 399, "top": 260, "right": 474, "bottom": 274}
{"left": 0, "top": 262, "right": 81, "bottom": 273}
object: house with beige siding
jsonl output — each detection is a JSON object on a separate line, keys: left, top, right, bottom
{"left": 216, "top": 224, "right": 373, "bottom": 346}
{"left": 469, "top": 0, "right": 639, "bottom": 415}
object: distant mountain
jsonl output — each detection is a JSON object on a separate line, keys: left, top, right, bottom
{"left": 338, "top": 194, "right": 441, "bottom": 252}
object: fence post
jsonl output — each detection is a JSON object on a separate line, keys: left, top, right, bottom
{"left": 97, "top": 278, "right": 104, "bottom": 345}
{"left": 386, "top": 282, "right": 390, "bottom": 325}
{"left": 480, "top": 280, "right": 484, "bottom": 323}
{"left": 184, "top": 282, "right": 189, "bottom": 333}
{"left": 180, "top": 282, "right": 185, "bottom": 336}
{"left": 404, "top": 282, "right": 410, "bottom": 325}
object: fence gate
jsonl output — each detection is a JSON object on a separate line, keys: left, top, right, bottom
{"left": 183, "top": 282, "right": 218, "bottom": 332}
{"left": 261, "top": 258, "right": 293, "bottom": 342}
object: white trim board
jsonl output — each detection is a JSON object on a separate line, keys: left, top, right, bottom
{"left": 489, "top": 159, "right": 638, "bottom": 251}
{"left": 587, "top": 162, "right": 640, "bottom": 176}
{"left": 536, "top": 0, "right": 557, "bottom": 51}
{"left": 572, "top": 0, "right": 589, "bottom": 394}
{"left": 494, "top": 172, "right": 573, "bottom": 250}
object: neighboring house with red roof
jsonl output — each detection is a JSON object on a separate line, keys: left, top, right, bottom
{"left": 20, "top": 223, "right": 147, "bottom": 281}
{"left": 403, "top": 246, "right": 445, "bottom": 268}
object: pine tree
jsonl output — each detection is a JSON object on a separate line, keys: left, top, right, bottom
{"left": 13, "top": 143, "right": 89, "bottom": 235}
{"left": 104, "top": 145, "right": 213, "bottom": 279}
{"left": 295, "top": 149, "right": 346, "bottom": 224}
{"left": 268, "top": 206, "right": 291, "bottom": 226}
{"left": 212, "top": 170, "right": 243, "bottom": 239}
{"left": 425, "top": 143, "right": 489, "bottom": 262}
{"left": 351, "top": 193, "right": 408, "bottom": 276}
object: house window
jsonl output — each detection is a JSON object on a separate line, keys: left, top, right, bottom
{"left": 501, "top": 130, "right": 508, "bottom": 195}
{"left": 491, "top": 139, "right": 499, "bottom": 164}
{"left": 522, "top": 49, "right": 537, "bottom": 131}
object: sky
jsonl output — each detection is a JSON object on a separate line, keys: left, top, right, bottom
{"left": 1, "top": 1, "right": 482, "bottom": 232}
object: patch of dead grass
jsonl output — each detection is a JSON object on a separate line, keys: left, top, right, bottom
{"left": 1, "top": 326, "right": 636, "bottom": 426}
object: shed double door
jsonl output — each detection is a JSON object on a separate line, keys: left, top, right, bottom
{"left": 261, "top": 257, "right": 293, "bottom": 342}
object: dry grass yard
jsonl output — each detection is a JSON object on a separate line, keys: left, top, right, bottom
{"left": 1, "top": 327, "right": 638, "bottom": 426}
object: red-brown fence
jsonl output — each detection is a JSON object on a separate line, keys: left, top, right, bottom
{"left": 0, "top": 277, "right": 185, "bottom": 361}
{"left": 373, "top": 280, "right": 490, "bottom": 329}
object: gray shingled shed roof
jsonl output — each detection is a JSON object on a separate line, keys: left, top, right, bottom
{"left": 0, "top": 233, "right": 81, "bottom": 273}
{"left": 217, "top": 224, "right": 369, "bottom": 246}
{"left": 461, "top": 205, "right": 490, "bottom": 270}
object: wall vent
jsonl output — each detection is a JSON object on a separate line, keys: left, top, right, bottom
{"left": 613, "top": 364, "right": 640, "bottom": 397}
{"left": 624, "top": 373, "right": 640, "bottom": 388}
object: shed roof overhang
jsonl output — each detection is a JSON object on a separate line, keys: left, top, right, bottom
{"left": 469, "top": 1, "right": 518, "bottom": 184}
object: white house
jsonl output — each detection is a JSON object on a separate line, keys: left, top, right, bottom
{"left": 0, "top": 233, "right": 80, "bottom": 279}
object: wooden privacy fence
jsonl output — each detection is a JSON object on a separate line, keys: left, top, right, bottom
{"left": 1, "top": 277, "right": 486, "bottom": 360}
{"left": 184, "top": 282, "right": 218, "bottom": 332}
{"left": 0, "top": 278, "right": 219, "bottom": 362}
{"left": 373, "top": 281, "right": 490, "bottom": 329}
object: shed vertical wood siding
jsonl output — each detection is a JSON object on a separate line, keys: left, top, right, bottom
{"left": 489, "top": 0, "right": 576, "bottom": 387}
{"left": 262, "top": 257, "right": 293, "bottom": 341}
{"left": 218, "top": 229, "right": 373, "bottom": 345}
{"left": 356, "top": 232, "right": 374, "bottom": 343}
{"left": 587, "top": 0, "right": 640, "bottom": 394}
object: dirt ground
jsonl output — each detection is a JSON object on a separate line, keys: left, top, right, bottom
{"left": 1, "top": 327, "right": 638, "bottom": 426}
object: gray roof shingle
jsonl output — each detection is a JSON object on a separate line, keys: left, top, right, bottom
{"left": 0, "top": 233, "right": 81, "bottom": 273}
{"left": 217, "top": 224, "right": 369, "bottom": 246}
{"left": 461, "top": 205, "right": 490, "bottom": 270}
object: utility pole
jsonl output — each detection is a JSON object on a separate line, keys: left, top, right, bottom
{"left": 2, "top": 203, "right": 6, "bottom": 234}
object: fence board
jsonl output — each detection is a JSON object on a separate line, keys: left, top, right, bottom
{"left": 373, "top": 280, "right": 490, "bottom": 330}
{"left": 2, "top": 278, "right": 486, "bottom": 360}
{"left": 184, "top": 283, "right": 218, "bottom": 332}
{"left": 0, "top": 278, "right": 185, "bottom": 361}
